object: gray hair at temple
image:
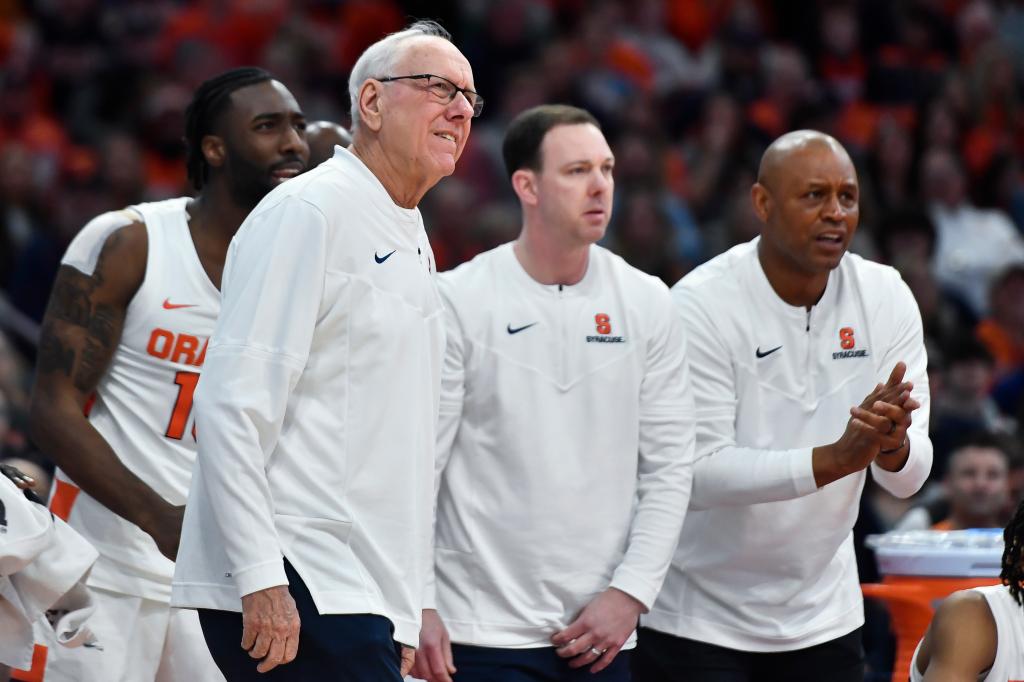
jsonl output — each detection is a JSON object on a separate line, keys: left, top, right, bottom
{"left": 347, "top": 20, "right": 453, "bottom": 133}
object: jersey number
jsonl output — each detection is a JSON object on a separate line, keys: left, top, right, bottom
{"left": 165, "top": 371, "right": 200, "bottom": 440}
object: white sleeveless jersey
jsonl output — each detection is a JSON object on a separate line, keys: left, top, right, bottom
{"left": 50, "top": 197, "right": 219, "bottom": 602}
{"left": 911, "top": 584, "right": 1024, "bottom": 682}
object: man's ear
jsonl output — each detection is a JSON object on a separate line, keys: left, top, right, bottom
{"left": 201, "top": 135, "right": 226, "bottom": 170}
{"left": 751, "top": 182, "right": 772, "bottom": 223}
{"left": 511, "top": 169, "right": 539, "bottom": 206}
{"left": 358, "top": 80, "right": 384, "bottom": 133}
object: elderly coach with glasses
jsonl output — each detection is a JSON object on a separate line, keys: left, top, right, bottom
{"left": 170, "top": 20, "right": 480, "bottom": 681}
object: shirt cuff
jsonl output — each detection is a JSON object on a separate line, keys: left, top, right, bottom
{"left": 233, "top": 558, "right": 289, "bottom": 599}
{"left": 871, "top": 435, "right": 931, "bottom": 499}
{"left": 609, "top": 567, "right": 659, "bottom": 612}
{"left": 791, "top": 447, "right": 817, "bottom": 496}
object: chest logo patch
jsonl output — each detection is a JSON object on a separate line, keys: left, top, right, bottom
{"left": 587, "top": 312, "right": 625, "bottom": 343}
{"left": 507, "top": 322, "right": 537, "bottom": 335}
{"left": 375, "top": 250, "right": 396, "bottom": 264}
{"left": 756, "top": 345, "right": 782, "bottom": 358}
{"left": 833, "top": 326, "right": 868, "bottom": 359}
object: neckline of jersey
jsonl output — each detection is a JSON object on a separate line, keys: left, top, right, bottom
{"left": 503, "top": 242, "right": 600, "bottom": 297}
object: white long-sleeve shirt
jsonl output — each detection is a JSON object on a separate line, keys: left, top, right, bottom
{"left": 171, "top": 147, "right": 445, "bottom": 647}
{"left": 644, "top": 238, "right": 931, "bottom": 652}
{"left": 431, "top": 243, "right": 694, "bottom": 648}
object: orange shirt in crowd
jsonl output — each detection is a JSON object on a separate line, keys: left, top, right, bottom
{"left": 976, "top": 319, "right": 1024, "bottom": 376}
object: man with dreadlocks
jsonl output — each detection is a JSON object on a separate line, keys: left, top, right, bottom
{"left": 910, "top": 498, "right": 1024, "bottom": 681}
{"left": 26, "top": 66, "right": 308, "bottom": 681}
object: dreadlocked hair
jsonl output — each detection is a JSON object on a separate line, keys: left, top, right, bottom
{"left": 184, "top": 67, "right": 274, "bottom": 191}
{"left": 1001, "top": 496, "right": 1024, "bottom": 607}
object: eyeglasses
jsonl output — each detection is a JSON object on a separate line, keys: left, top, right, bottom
{"left": 377, "top": 73, "right": 484, "bottom": 118}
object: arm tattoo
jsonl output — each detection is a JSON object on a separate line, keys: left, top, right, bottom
{"left": 74, "top": 337, "right": 108, "bottom": 392}
{"left": 48, "top": 273, "right": 98, "bottom": 326}
{"left": 36, "top": 321, "right": 75, "bottom": 377}
{"left": 85, "top": 303, "right": 118, "bottom": 348}
{"left": 47, "top": 228, "right": 119, "bottom": 326}
{"left": 37, "top": 229, "right": 131, "bottom": 390}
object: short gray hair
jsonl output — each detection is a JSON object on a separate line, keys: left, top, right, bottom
{"left": 348, "top": 20, "right": 453, "bottom": 132}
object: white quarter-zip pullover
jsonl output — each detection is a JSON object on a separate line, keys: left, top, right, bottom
{"left": 431, "top": 242, "right": 694, "bottom": 648}
{"left": 171, "top": 147, "right": 445, "bottom": 647}
{"left": 644, "top": 238, "right": 931, "bottom": 652}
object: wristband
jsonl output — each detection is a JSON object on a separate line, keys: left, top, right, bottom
{"left": 880, "top": 436, "right": 908, "bottom": 456}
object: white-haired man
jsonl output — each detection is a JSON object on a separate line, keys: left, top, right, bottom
{"left": 170, "top": 20, "right": 480, "bottom": 680}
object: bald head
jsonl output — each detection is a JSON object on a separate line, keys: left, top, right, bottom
{"left": 750, "top": 130, "right": 860, "bottom": 291}
{"left": 306, "top": 120, "right": 352, "bottom": 168}
{"left": 757, "top": 130, "right": 853, "bottom": 192}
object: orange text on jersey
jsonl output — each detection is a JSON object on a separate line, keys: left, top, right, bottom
{"left": 146, "top": 328, "right": 208, "bottom": 366}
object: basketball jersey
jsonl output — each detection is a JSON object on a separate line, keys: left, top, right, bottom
{"left": 910, "top": 584, "right": 1024, "bottom": 682}
{"left": 51, "top": 197, "right": 219, "bottom": 602}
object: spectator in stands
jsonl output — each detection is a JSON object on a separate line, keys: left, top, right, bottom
{"left": 747, "top": 45, "right": 817, "bottom": 140}
{"left": 0, "top": 143, "right": 46, "bottom": 294}
{"left": 976, "top": 264, "right": 1024, "bottom": 378}
{"left": 895, "top": 432, "right": 1019, "bottom": 532}
{"left": 97, "top": 133, "right": 148, "bottom": 209}
{"left": 678, "top": 93, "right": 747, "bottom": 227}
{"left": 865, "top": 120, "right": 915, "bottom": 218}
{"left": 923, "top": 147, "right": 1024, "bottom": 317}
{"left": 930, "top": 335, "right": 1016, "bottom": 479}
{"left": 875, "top": 206, "right": 973, "bottom": 350}
{"left": 975, "top": 152, "right": 1024, "bottom": 234}
{"left": 936, "top": 435, "right": 1012, "bottom": 530}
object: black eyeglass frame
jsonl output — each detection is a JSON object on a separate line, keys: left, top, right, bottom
{"left": 376, "top": 73, "right": 484, "bottom": 117}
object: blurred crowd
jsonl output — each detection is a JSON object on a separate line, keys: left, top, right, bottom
{"left": 2, "top": 0, "right": 1024, "bottom": 654}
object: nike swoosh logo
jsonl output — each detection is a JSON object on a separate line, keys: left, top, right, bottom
{"left": 755, "top": 345, "right": 782, "bottom": 358}
{"left": 507, "top": 323, "right": 538, "bottom": 335}
{"left": 375, "top": 250, "right": 396, "bottom": 264}
{"left": 163, "top": 298, "right": 197, "bottom": 310}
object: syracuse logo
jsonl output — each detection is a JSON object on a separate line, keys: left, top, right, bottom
{"left": 832, "top": 326, "right": 868, "bottom": 359}
{"left": 587, "top": 313, "right": 625, "bottom": 343}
